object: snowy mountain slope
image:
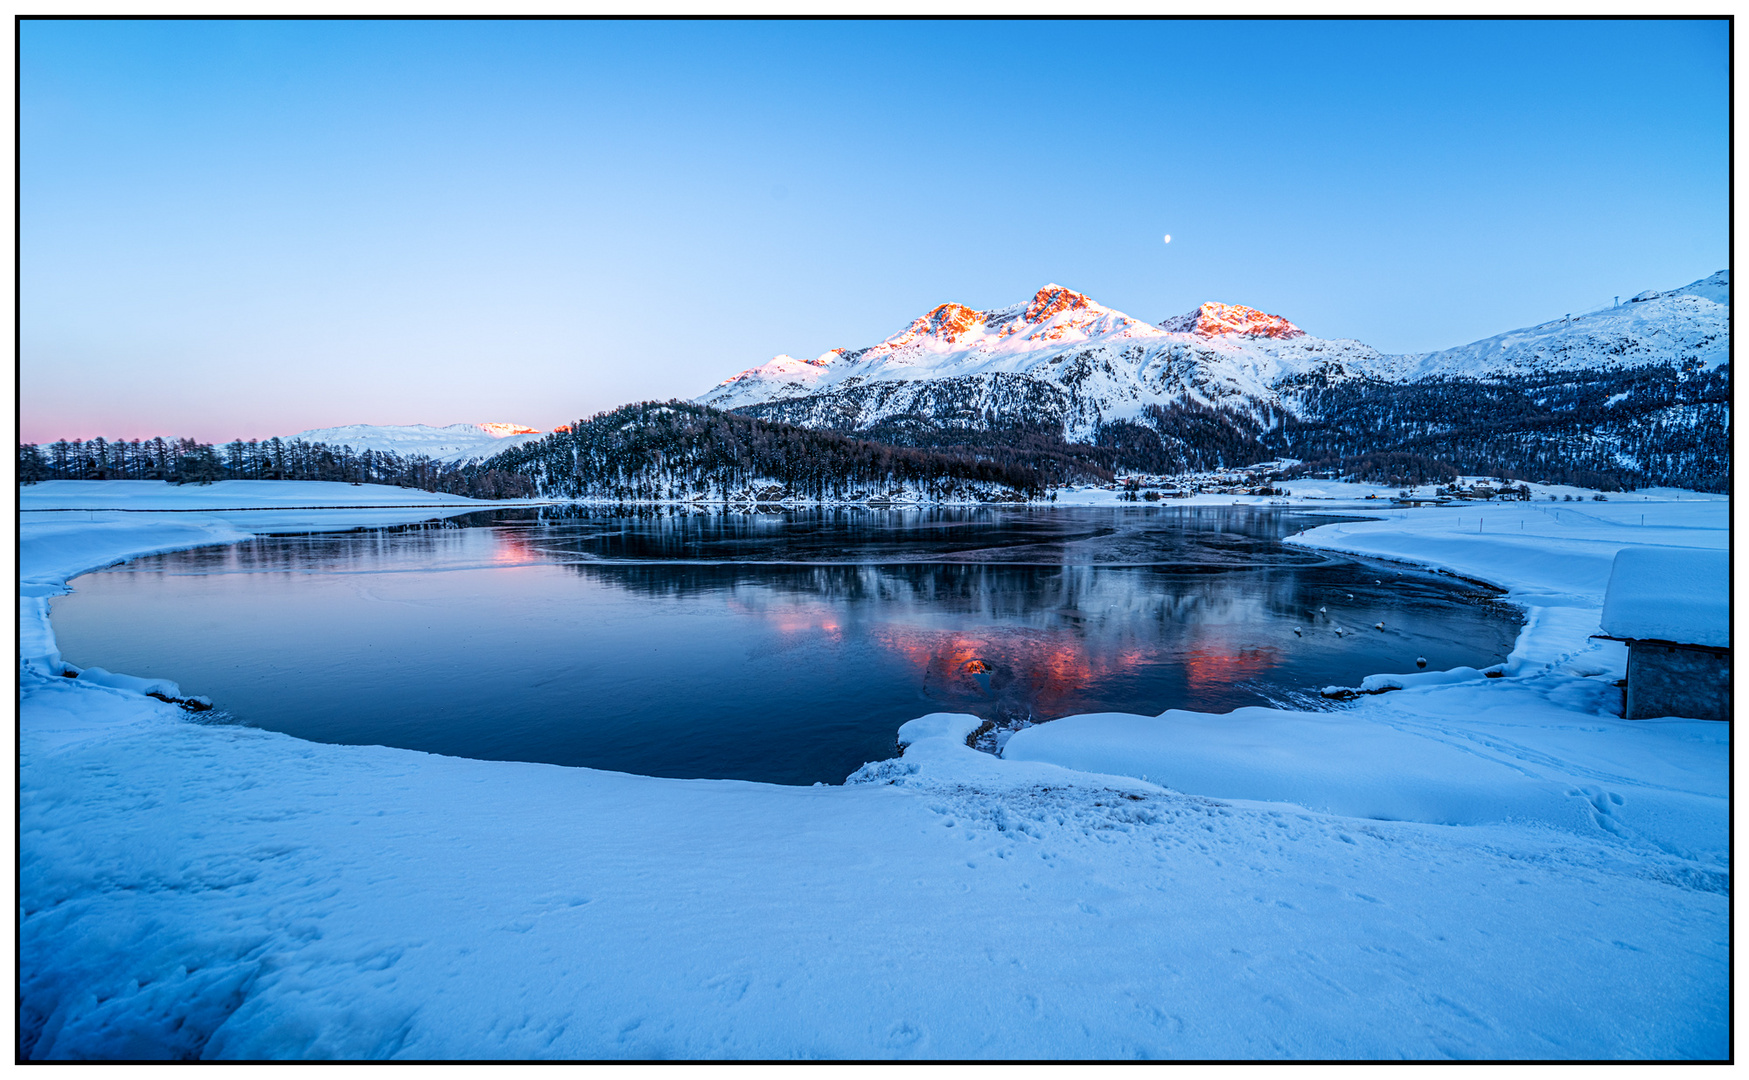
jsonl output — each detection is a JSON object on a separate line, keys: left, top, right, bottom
{"left": 292, "top": 422, "right": 551, "bottom": 464}
{"left": 698, "top": 273, "right": 1728, "bottom": 443}
{"left": 701, "top": 285, "right": 1392, "bottom": 440}
{"left": 1385, "top": 270, "right": 1730, "bottom": 380}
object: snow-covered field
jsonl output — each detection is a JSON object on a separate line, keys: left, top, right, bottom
{"left": 18, "top": 482, "right": 1730, "bottom": 1060}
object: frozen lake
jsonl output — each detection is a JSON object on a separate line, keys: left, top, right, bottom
{"left": 50, "top": 506, "right": 1521, "bottom": 785}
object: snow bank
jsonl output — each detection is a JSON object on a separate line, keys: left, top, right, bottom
{"left": 17, "top": 484, "right": 1732, "bottom": 1060}
{"left": 1008, "top": 496, "right": 1727, "bottom": 843}
{"left": 68, "top": 666, "right": 183, "bottom": 700}
{"left": 1003, "top": 687, "right": 1725, "bottom": 847}
{"left": 23, "top": 674, "right": 1729, "bottom": 1060}
{"left": 1601, "top": 546, "right": 1730, "bottom": 647}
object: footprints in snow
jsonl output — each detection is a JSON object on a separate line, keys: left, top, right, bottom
{"left": 1568, "top": 785, "right": 1626, "bottom": 834}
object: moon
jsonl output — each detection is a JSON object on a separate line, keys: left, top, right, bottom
{"left": 1163, "top": 234, "right": 1172, "bottom": 244}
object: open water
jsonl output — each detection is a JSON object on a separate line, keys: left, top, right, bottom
{"left": 50, "top": 506, "right": 1521, "bottom": 785}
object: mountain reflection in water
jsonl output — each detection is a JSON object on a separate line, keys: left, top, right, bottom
{"left": 50, "top": 507, "right": 1520, "bottom": 786}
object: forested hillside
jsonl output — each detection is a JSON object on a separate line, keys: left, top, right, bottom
{"left": 736, "top": 365, "right": 1728, "bottom": 492}
{"left": 478, "top": 401, "right": 1105, "bottom": 500}
{"left": 818, "top": 400, "right": 1276, "bottom": 478}
{"left": 1270, "top": 363, "right": 1730, "bottom": 491}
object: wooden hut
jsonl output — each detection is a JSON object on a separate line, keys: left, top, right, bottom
{"left": 1598, "top": 547, "right": 1730, "bottom": 721}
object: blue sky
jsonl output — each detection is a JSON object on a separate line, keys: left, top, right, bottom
{"left": 21, "top": 19, "right": 1728, "bottom": 443}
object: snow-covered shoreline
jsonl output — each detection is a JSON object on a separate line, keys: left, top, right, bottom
{"left": 18, "top": 480, "right": 1729, "bottom": 1059}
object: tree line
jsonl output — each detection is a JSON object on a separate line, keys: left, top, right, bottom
{"left": 18, "top": 435, "right": 536, "bottom": 499}
{"left": 477, "top": 400, "right": 1084, "bottom": 500}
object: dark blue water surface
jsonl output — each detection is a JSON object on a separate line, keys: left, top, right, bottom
{"left": 50, "top": 507, "right": 1520, "bottom": 785}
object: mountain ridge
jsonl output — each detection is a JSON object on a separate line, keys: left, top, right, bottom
{"left": 695, "top": 271, "right": 1728, "bottom": 491}
{"left": 702, "top": 272, "right": 1728, "bottom": 426}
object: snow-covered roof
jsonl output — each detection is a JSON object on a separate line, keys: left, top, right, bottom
{"left": 1600, "top": 546, "right": 1729, "bottom": 648}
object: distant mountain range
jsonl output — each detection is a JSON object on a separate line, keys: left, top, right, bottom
{"left": 700, "top": 274, "right": 1727, "bottom": 433}
{"left": 292, "top": 422, "right": 553, "bottom": 464}
{"left": 692, "top": 272, "right": 1729, "bottom": 491}
{"left": 284, "top": 270, "right": 1727, "bottom": 494}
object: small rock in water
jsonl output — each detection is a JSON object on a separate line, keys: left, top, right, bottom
{"left": 1375, "top": 621, "right": 1385, "bottom": 630}
{"left": 1416, "top": 656, "right": 1428, "bottom": 668}
{"left": 1318, "top": 606, "right": 1327, "bottom": 614}
{"left": 1293, "top": 627, "right": 1302, "bottom": 636}
{"left": 1334, "top": 627, "right": 1345, "bottom": 636}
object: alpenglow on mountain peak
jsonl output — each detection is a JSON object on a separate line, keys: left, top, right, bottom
{"left": 708, "top": 284, "right": 1306, "bottom": 385}
{"left": 889, "top": 285, "right": 1132, "bottom": 349}
{"left": 1159, "top": 301, "right": 1307, "bottom": 339}
{"left": 696, "top": 270, "right": 1726, "bottom": 453}
{"left": 696, "top": 282, "right": 1325, "bottom": 422}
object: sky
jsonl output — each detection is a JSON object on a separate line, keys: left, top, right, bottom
{"left": 21, "top": 19, "right": 1729, "bottom": 444}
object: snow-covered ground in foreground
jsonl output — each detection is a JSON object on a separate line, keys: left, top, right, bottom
{"left": 18, "top": 483, "right": 1730, "bottom": 1060}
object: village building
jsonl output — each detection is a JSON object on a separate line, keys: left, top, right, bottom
{"left": 1598, "top": 547, "right": 1730, "bottom": 721}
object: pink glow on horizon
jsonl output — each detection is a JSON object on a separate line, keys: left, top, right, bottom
{"left": 17, "top": 417, "right": 567, "bottom": 447}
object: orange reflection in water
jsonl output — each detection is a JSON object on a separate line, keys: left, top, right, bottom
{"left": 490, "top": 529, "right": 543, "bottom": 566}
{"left": 730, "top": 598, "right": 845, "bottom": 642}
{"left": 1180, "top": 646, "right": 1280, "bottom": 693}
{"left": 869, "top": 626, "right": 1284, "bottom": 719}
{"left": 771, "top": 614, "right": 842, "bottom": 638}
{"left": 870, "top": 625, "right": 1152, "bottom": 719}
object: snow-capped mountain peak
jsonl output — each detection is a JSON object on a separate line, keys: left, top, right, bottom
{"left": 853, "top": 285, "right": 1150, "bottom": 359}
{"left": 1024, "top": 284, "right": 1093, "bottom": 323}
{"left": 696, "top": 270, "right": 1726, "bottom": 445}
{"left": 1006, "top": 284, "right": 1156, "bottom": 344}
{"left": 697, "top": 283, "right": 1329, "bottom": 423}
{"left": 1159, "top": 302, "right": 1306, "bottom": 339}
{"left": 916, "top": 302, "right": 983, "bottom": 344}
{"left": 699, "top": 284, "right": 1301, "bottom": 418}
